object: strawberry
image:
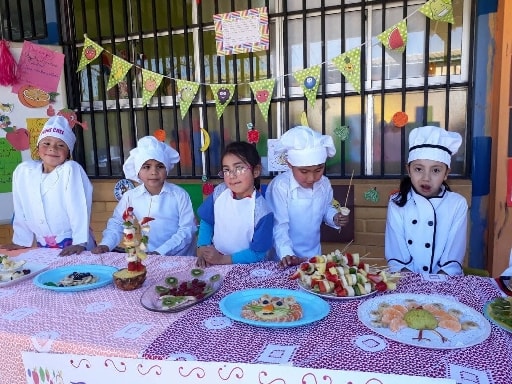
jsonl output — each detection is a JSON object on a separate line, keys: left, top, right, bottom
{"left": 375, "top": 281, "right": 388, "bottom": 292}
{"left": 388, "top": 28, "right": 404, "bottom": 50}
{"left": 289, "top": 270, "right": 301, "bottom": 280}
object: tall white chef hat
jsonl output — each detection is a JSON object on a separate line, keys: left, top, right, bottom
{"left": 275, "top": 125, "right": 336, "bottom": 167}
{"left": 123, "top": 136, "right": 180, "bottom": 182}
{"left": 408, "top": 126, "right": 462, "bottom": 168}
{"left": 37, "top": 115, "right": 76, "bottom": 152}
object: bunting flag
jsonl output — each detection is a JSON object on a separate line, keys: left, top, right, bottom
{"left": 106, "top": 55, "right": 133, "bottom": 91}
{"left": 249, "top": 78, "right": 275, "bottom": 122}
{"left": 140, "top": 69, "right": 164, "bottom": 107}
{"left": 176, "top": 79, "right": 200, "bottom": 119}
{"left": 293, "top": 65, "right": 321, "bottom": 107}
{"left": 377, "top": 20, "right": 408, "bottom": 53}
{"left": 420, "top": 0, "right": 454, "bottom": 24}
{"left": 77, "top": 36, "right": 103, "bottom": 72}
{"left": 331, "top": 47, "right": 361, "bottom": 93}
{"left": 210, "top": 83, "right": 236, "bottom": 119}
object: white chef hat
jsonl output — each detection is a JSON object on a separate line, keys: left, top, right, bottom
{"left": 123, "top": 136, "right": 180, "bottom": 182}
{"left": 275, "top": 125, "right": 336, "bottom": 166}
{"left": 408, "top": 126, "right": 462, "bottom": 168}
{"left": 37, "top": 115, "right": 76, "bottom": 152}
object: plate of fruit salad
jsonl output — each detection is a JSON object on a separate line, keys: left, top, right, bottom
{"left": 290, "top": 250, "right": 399, "bottom": 299}
{"left": 140, "top": 268, "right": 223, "bottom": 313}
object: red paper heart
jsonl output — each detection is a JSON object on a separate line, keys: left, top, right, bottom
{"left": 6, "top": 128, "right": 29, "bottom": 151}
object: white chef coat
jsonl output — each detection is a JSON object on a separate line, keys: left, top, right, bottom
{"left": 265, "top": 170, "right": 338, "bottom": 259}
{"left": 12, "top": 160, "right": 94, "bottom": 249}
{"left": 385, "top": 186, "right": 468, "bottom": 275}
{"left": 99, "top": 182, "right": 197, "bottom": 256}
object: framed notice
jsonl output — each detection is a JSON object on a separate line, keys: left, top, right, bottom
{"left": 214, "top": 7, "right": 269, "bottom": 56}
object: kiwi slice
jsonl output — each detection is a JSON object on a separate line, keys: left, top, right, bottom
{"left": 165, "top": 276, "right": 178, "bottom": 286}
{"left": 191, "top": 268, "right": 204, "bottom": 277}
{"left": 155, "top": 285, "right": 170, "bottom": 295}
{"left": 210, "top": 273, "right": 221, "bottom": 282}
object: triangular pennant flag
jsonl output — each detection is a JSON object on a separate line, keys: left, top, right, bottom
{"left": 176, "top": 79, "right": 200, "bottom": 119}
{"left": 140, "top": 69, "right": 164, "bottom": 107}
{"left": 106, "top": 55, "right": 133, "bottom": 91}
{"left": 419, "top": 0, "right": 454, "bottom": 24}
{"left": 377, "top": 20, "right": 408, "bottom": 53}
{"left": 293, "top": 65, "right": 321, "bottom": 107}
{"left": 249, "top": 78, "right": 275, "bottom": 122}
{"left": 331, "top": 47, "right": 361, "bottom": 93}
{"left": 210, "top": 83, "right": 236, "bottom": 119}
{"left": 77, "top": 36, "right": 103, "bottom": 72}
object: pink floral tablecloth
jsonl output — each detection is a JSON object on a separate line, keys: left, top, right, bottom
{"left": 1, "top": 249, "right": 511, "bottom": 384}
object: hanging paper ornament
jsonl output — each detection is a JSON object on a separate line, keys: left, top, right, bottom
{"left": 420, "top": 0, "right": 454, "bottom": 24}
{"left": 217, "top": 88, "right": 231, "bottom": 104}
{"left": 202, "top": 182, "right": 215, "bottom": 196}
{"left": 176, "top": 79, "right": 200, "bottom": 119}
{"left": 201, "top": 175, "right": 208, "bottom": 182}
{"left": 210, "top": 83, "right": 236, "bottom": 119}
{"left": 364, "top": 187, "right": 380, "bottom": 203}
{"left": 0, "top": 40, "right": 17, "bottom": 86}
{"left": 377, "top": 20, "right": 408, "bottom": 53}
{"left": 334, "top": 125, "right": 350, "bottom": 141}
{"left": 331, "top": 47, "right": 362, "bottom": 93}
{"left": 247, "top": 122, "right": 260, "bottom": 144}
{"left": 392, "top": 111, "right": 408, "bottom": 128}
{"left": 153, "top": 129, "right": 166, "bottom": 142}
{"left": 249, "top": 78, "right": 275, "bottom": 122}
{"left": 304, "top": 76, "right": 317, "bottom": 90}
{"left": 300, "top": 111, "right": 309, "bottom": 127}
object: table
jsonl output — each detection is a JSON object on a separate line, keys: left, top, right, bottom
{"left": 0, "top": 249, "right": 511, "bottom": 384}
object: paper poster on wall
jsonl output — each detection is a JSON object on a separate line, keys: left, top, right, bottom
{"left": 0, "top": 138, "right": 22, "bottom": 193}
{"left": 267, "top": 139, "right": 289, "bottom": 172}
{"left": 27, "top": 117, "right": 50, "bottom": 160}
{"left": 214, "top": 7, "right": 269, "bottom": 56}
{"left": 12, "top": 40, "right": 65, "bottom": 94}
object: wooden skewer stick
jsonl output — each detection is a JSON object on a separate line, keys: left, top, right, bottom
{"left": 360, "top": 252, "right": 371, "bottom": 259}
{"left": 340, "top": 239, "right": 354, "bottom": 254}
{"left": 344, "top": 169, "right": 355, "bottom": 208}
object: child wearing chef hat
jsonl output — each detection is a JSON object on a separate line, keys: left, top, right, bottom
{"left": 1, "top": 115, "right": 95, "bottom": 256}
{"left": 92, "top": 135, "right": 197, "bottom": 256}
{"left": 385, "top": 125, "right": 467, "bottom": 275}
{"left": 265, "top": 125, "right": 350, "bottom": 267}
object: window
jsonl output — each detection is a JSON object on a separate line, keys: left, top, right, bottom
{"left": 62, "top": 0, "right": 473, "bottom": 179}
{"left": 0, "top": 0, "right": 47, "bottom": 41}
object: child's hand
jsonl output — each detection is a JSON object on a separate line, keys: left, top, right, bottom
{"left": 91, "top": 245, "right": 109, "bottom": 254}
{"left": 59, "top": 244, "right": 85, "bottom": 256}
{"left": 280, "top": 255, "right": 307, "bottom": 268}
{"left": 202, "top": 246, "right": 231, "bottom": 265}
{"left": 0, "top": 243, "right": 28, "bottom": 251}
{"left": 196, "top": 255, "right": 209, "bottom": 268}
{"left": 334, "top": 212, "right": 349, "bottom": 227}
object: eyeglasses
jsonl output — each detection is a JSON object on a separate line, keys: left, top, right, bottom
{"left": 218, "top": 165, "right": 251, "bottom": 178}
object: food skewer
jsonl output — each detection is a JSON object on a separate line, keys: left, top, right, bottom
{"left": 344, "top": 169, "right": 355, "bottom": 208}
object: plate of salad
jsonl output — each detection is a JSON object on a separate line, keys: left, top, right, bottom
{"left": 483, "top": 297, "right": 512, "bottom": 333}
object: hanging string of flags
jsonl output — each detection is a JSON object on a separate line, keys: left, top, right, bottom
{"left": 76, "top": 0, "right": 454, "bottom": 121}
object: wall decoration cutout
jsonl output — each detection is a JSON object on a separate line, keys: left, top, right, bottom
{"left": 0, "top": 138, "right": 22, "bottom": 193}
{"left": 141, "top": 69, "right": 164, "bottom": 107}
{"left": 392, "top": 111, "right": 409, "bottom": 128}
{"left": 377, "top": 20, "right": 408, "bottom": 53}
{"left": 210, "top": 83, "right": 236, "bottom": 119}
{"left": 27, "top": 117, "right": 50, "bottom": 160}
{"left": 334, "top": 125, "right": 350, "bottom": 141}
{"left": 249, "top": 78, "right": 275, "bottom": 122}
{"left": 5, "top": 127, "right": 29, "bottom": 151}
{"left": 267, "top": 138, "right": 289, "bottom": 172}
{"left": 106, "top": 55, "right": 133, "bottom": 91}
{"left": 176, "top": 79, "right": 200, "bottom": 119}
{"left": 214, "top": 7, "right": 269, "bottom": 56}
{"left": 293, "top": 65, "right": 321, "bottom": 107}
{"left": 364, "top": 187, "right": 380, "bottom": 203}
{"left": 77, "top": 35, "right": 104, "bottom": 72}
{"left": 246, "top": 123, "right": 260, "bottom": 144}
{"left": 331, "top": 48, "right": 362, "bottom": 93}
{"left": 114, "top": 179, "right": 135, "bottom": 201}
{"left": 419, "top": 0, "right": 454, "bottom": 23}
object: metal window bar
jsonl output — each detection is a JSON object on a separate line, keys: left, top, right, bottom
{"left": 0, "top": 0, "right": 46, "bottom": 41}
{"left": 62, "top": 0, "right": 472, "bottom": 180}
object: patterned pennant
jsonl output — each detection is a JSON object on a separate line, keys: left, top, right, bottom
{"left": 293, "top": 65, "right": 321, "bottom": 107}
{"left": 377, "top": 20, "right": 408, "bottom": 53}
{"left": 210, "top": 83, "right": 236, "bottom": 119}
{"left": 176, "top": 79, "right": 200, "bottom": 119}
{"left": 331, "top": 47, "right": 361, "bottom": 93}
{"left": 249, "top": 78, "right": 275, "bottom": 122}
{"left": 77, "top": 36, "right": 103, "bottom": 72}
{"left": 334, "top": 125, "right": 350, "bottom": 141}
{"left": 106, "top": 55, "right": 132, "bottom": 91}
{"left": 140, "top": 69, "right": 164, "bottom": 107}
{"left": 419, "top": 0, "right": 454, "bottom": 24}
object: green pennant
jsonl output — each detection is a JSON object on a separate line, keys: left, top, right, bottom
{"left": 293, "top": 65, "right": 321, "bottom": 107}
{"left": 106, "top": 55, "right": 132, "bottom": 91}
{"left": 249, "top": 78, "right": 275, "bottom": 122}
{"left": 210, "top": 83, "right": 236, "bottom": 119}
{"left": 420, "top": 0, "right": 454, "bottom": 24}
{"left": 377, "top": 20, "right": 408, "bottom": 53}
{"left": 331, "top": 48, "right": 361, "bottom": 93}
{"left": 140, "top": 69, "right": 164, "bottom": 107}
{"left": 77, "top": 36, "right": 104, "bottom": 72}
{"left": 176, "top": 79, "right": 200, "bottom": 119}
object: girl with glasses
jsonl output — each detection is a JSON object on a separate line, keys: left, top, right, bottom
{"left": 196, "top": 141, "right": 274, "bottom": 267}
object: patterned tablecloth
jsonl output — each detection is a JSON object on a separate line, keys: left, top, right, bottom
{"left": 1, "top": 249, "right": 511, "bottom": 384}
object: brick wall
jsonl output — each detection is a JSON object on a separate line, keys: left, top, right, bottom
{"left": 1, "top": 178, "right": 471, "bottom": 268}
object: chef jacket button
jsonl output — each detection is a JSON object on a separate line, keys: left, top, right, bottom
{"left": 408, "top": 239, "right": 413, "bottom": 245}
{"left": 425, "top": 243, "right": 431, "bottom": 248}
{"left": 412, "top": 219, "right": 417, "bottom": 224}
{"left": 428, "top": 221, "right": 433, "bottom": 226}
{"left": 423, "top": 266, "right": 428, "bottom": 271}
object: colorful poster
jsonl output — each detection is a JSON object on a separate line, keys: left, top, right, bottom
{"left": 214, "top": 7, "right": 269, "bottom": 56}
{"left": 267, "top": 139, "right": 289, "bottom": 172}
{"left": 27, "top": 117, "right": 50, "bottom": 160}
{"left": 0, "top": 138, "right": 22, "bottom": 193}
{"left": 13, "top": 41, "right": 65, "bottom": 94}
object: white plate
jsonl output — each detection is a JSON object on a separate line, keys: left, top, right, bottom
{"left": 358, "top": 293, "right": 491, "bottom": 349}
{"left": 297, "top": 279, "right": 378, "bottom": 300}
{"left": 0, "top": 259, "right": 27, "bottom": 272}
{"left": 0, "top": 263, "right": 48, "bottom": 288}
